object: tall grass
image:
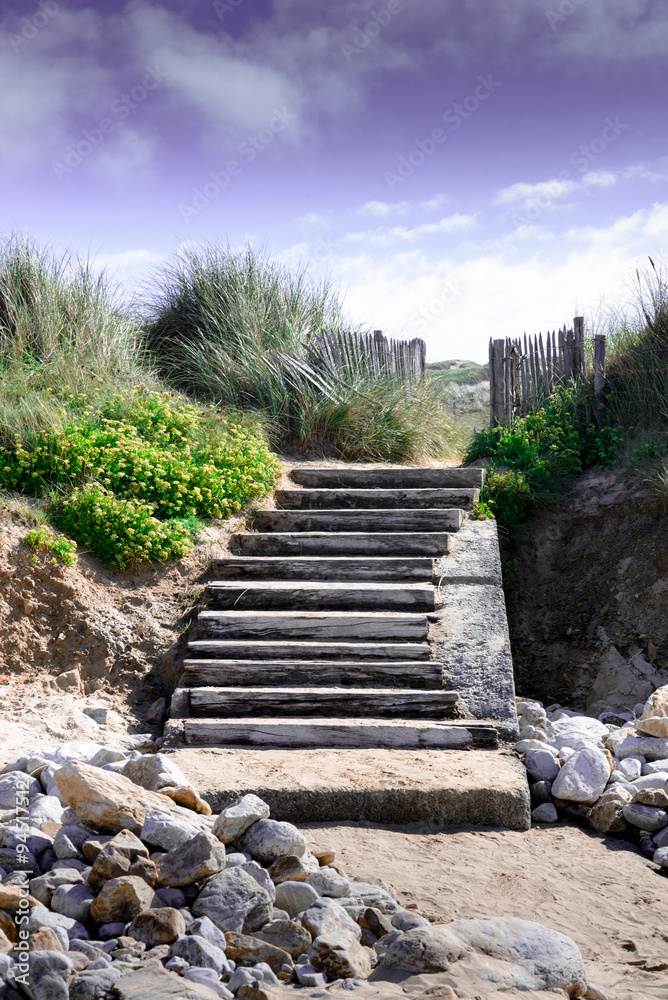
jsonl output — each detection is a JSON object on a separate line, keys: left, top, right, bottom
{"left": 0, "top": 234, "right": 155, "bottom": 443}
{"left": 145, "top": 241, "right": 461, "bottom": 462}
{"left": 603, "top": 258, "right": 668, "bottom": 433}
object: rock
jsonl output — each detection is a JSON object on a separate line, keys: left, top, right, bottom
{"left": 238, "top": 861, "right": 276, "bottom": 902}
{"left": 634, "top": 787, "right": 668, "bottom": 807}
{"left": 255, "top": 918, "right": 312, "bottom": 958}
{"left": 642, "top": 684, "right": 668, "bottom": 720}
{"left": 127, "top": 907, "right": 186, "bottom": 946}
{"left": 637, "top": 717, "right": 668, "bottom": 737}
{"left": 225, "top": 930, "right": 293, "bottom": 974}
{"left": 128, "top": 855, "right": 158, "bottom": 886}
{"left": 274, "top": 880, "right": 319, "bottom": 917}
{"left": 53, "top": 760, "right": 210, "bottom": 836}
{"left": 122, "top": 754, "right": 191, "bottom": 792}
{"left": 88, "top": 830, "right": 149, "bottom": 889}
{"left": 168, "top": 933, "right": 228, "bottom": 974}
{"left": 0, "top": 883, "right": 41, "bottom": 911}
{"left": 305, "top": 868, "right": 351, "bottom": 898}
{"left": 587, "top": 646, "right": 664, "bottom": 715}
{"left": 159, "top": 785, "right": 212, "bottom": 815}
{"left": 588, "top": 786, "right": 634, "bottom": 833}
{"left": 618, "top": 757, "right": 644, "bottom": 780}
{"left": 81, "top": 835, "right": 115, "bottom": 863}
{"left": 392, "top": 910, "right": 430, "bottom": 931}
{"left": 147, "top": 697, "right": 167, "bottom": 723}
{"left": 240, "top": 819, "right": 307, "bottom": 864}
{"left": 28, "top": 926, "right": 67, "bottom": 951}
{"left": 607, "top": 732, "right": 668, "bottom": 762}
{"left": 69, "top": 965, "right": 121, "bottom": 1000}
{"left": 140, "top": 809, "right": 202, "bottom": 851}
{"left": 308, "top": 930, "right": 373, "bottom": 979}
{"left": 531, "top": 803, "right": 558, "bottom": 823}
{"left": 52, "top": 823, "right": 89, "bottom": 860}
{"left": 622, "top": 803, "right": 668, "bottom": 832}
{"left": 301, "top": 898, "right": 361, "bottom": 941}
{"left": 57, "top": 667, "right": 81, "bottom": 691}
{"left": 192, "top": 866, "right": 273, "bottom": 934}
{"left": 412, "top": 989, "right": 458, "bottom": 1000}
{"left": 295, "top": 963, "right": 326, "bottom": 986}
{"left": 550, "top": 747, "right": 611, "bottom": 804}
{"left": 88, "top": 747, "right": 128, "bottom": 767}
{"left": 653, "top": 846, "right": 668, "bottom": 868}
{"left": 212, "top": 794, "right": 271, "bottom": 844}
{"left": 643, "top": 758, "right": 668, "bottom": 774}
{"left": 89, "top": 875, "right": 162, "bottom": 925}
{"left": 51, "top": 883, "right": 96, "bottom": 922}
{"left": 156, "top": 832, "right": 226, "bottom": 887}
{"left": 446, "top": 916, "right": 588, "bottom": 995}
{"left": 267, "top": 855, "right": 310, "bottom": 884}
{"left": 183, "top": 967, "right": 234, "bottom": 997}
{"left": 311, "top": 847, "right": 336, "bottom": 866}
{"left": 27, "top": 949, "right": 73, "bottom": 999}
{"left": 530, "top": 781, "right": 554, "bottom": 807}
{"left": 524, "top": 748, "right": 560, "bottom": 782}
{"left": 156, "top": 887, "right": 186, "bottom": 908}
{"left": 188, "top": 916, "right": 228, "bottom": 952}
{"left": 359, "top": 907, "right": 394, "bottom": 939}
{"left": 110, "top": 963, "right": 226, "bottom": 998}
{"left": 28, "top": 794, "right": 66, "bottom": 826}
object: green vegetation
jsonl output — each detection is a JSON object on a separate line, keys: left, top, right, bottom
{"left": 426, "top": 359, "right": 489, "bottom": 384}
{"left": 0, "top": 237, "right": 281, "bottom": 569}
{"left": 468, "top": 259, "right": 668, "bottom": 538}
{"left": 145, "top": 241, "right": 461, "bottom": 462}
{"left": 23, "top": 525, "right": 77, "bottom": 566}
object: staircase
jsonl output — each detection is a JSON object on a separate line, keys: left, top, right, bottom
{"left": 167, "top": 465, "right": 505, "bottom": 751}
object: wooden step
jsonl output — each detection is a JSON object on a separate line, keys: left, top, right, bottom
{"left": 183, "top": 717, "right": 499, "bottom": 749}
{"left": 210, "top": 556, "right": 436, "bottom": 581}
{"left": 232, "top": 532, "right": 453, "bottom": 556}
{"left": 275, "top": 488, "right": 478, "bottom": 510}
{"left": 290, "top": 467, "right": 485, "bottom": 489}
{"left": 195, "top": 611, "right": 430, "bottom": 641}
{"left": 253, "top": 509, "right": 464, "bottom": 533}
{"left": 186, "top": 640, "right": 433, "bottom": 660}
{"left": 182, "top": 659, "right": 443, "bottom": 689}
{"left": 205, "top": 581, "right": 434, "bottom": 612}
{"left": 189, "top": 687, "right": 458, "bottom": 718}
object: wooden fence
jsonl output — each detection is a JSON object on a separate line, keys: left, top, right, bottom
{"left": 489, "top": 317, "right": 607, "bottom": 427}
{"left": 306, "top": 329, "right": 426, "bottom": 382}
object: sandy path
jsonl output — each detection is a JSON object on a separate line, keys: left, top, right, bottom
{"left": 300, "top": 821, "right": 668, "bottom": 999}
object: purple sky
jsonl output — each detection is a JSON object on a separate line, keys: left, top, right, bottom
{"left": 3, "top": 0, "right": 668, "bottom": 361}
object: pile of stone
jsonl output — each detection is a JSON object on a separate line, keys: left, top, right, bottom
{"left": 0, "top": 739, "right": 605, "bottom": 999}
{"left": 516, "top": 684, "right": 668, "bottom": 866}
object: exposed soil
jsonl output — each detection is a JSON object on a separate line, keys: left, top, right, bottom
{"left": 506, "top": 469, "right": 668, "bottom": 711}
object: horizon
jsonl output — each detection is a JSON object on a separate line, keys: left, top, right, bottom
{"left": 2, "top": 0, "right": 667, "bottom": 363}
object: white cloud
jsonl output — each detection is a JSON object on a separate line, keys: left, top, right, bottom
{"left": 88, "top": 128, "right": 156, "bottom": 181}
{"left": 493, "top": 178, "right": 578, "bottom": 209}
{"left": 582, "top": 170, "right": 617, "bottom": 189}
{"left": 358, "top": 200, "right": 412, "bottom": 217}
{"left": 281, "top": 201, "right": 668, "bottom": 363}
{"left": 345, "top": 214, "right": 479, "bottom": 247}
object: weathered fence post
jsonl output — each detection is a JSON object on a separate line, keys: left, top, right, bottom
{"left": 594, "top": 334, "right": 607, "bottom": 401}
{"left": 573, "top": 316, "right": 585, "bottom": 376}
{"left": 489, "top": 338, "right": 505, "bottom": 426}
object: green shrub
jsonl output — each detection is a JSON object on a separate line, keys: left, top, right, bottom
{"left": 23, "top": 525, "right": 77, "bottom": 566}
{"left": 53, "top": 486, "right": 198, "bottom": 570}
{"left": 467, "top": 385, "right": 623, "bottom": 539}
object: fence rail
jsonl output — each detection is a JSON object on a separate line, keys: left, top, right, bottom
{"left": 489, "top": 317, "right": 606, "bottom": 427}
{"left": 306, "top": 329, "right": 426, "bottom": 382}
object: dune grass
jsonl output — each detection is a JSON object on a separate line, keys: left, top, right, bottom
{"left": 144, "top": 240, "right": 461, "bottom": 462}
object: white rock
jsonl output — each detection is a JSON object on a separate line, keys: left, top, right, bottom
{"left": 559, "top": 747, "right": 576, "bottom": 762}
{"left": 275, "top": 880, "right": 320, "bottom": 917}
{"left": 305, "top": 868, "right": 351, "bottom": 898}
{"left": 238, "top": 860, "right": 276, "bottom": 902}
{"left": 623, "top": 803, "right": 668, "bottom": 832}
{"left": 140, "top": 810, "right": 201, "bottom": 851}
{"left": 643, "top": 758, "right": 668, "bottom": 775}
{"left": 607, "top": 732, "right": 668, "bottom": 762}
{"left": 240, "top": 819, "right": 308, "bottom": 864}
{"left": 618, "top": 757, "right": 643, "bottom": 780}
{"left": 519, "top": 725, "right": 547, "bottom": 742}
{"left": 548, "top": 731, "right": 603, "bottom": 753}
{"left": 629, "top": 773, "right": 668, "bottom": 791}
{"left": 122, "top": 754, "right": 191, "bottom": 791}
{"left": 211, "top": 794, "right": 270, "bottom": 845}
{"left": 531, "top": 803, "right": 558, "bottom": 823}
{"left": 653, "top": 846, "right": 668, "bottom": 868}
{"left": 515, "top": 740, "right": 557, "bottom": 755}
{"left": 551, "top": 748, "right": 611, "bottom": 804}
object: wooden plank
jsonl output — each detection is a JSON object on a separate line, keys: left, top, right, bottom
{"left": 274, "top": 488, "right": 478, "bottom": 510}
{"left": 186, "top": 640, "right": 433, "bottom": 660}
{"left": 288, "top": 467, "right": 485, "bottom": 489}
{"left": 594, "top": 334, "right": 606, "bottom": 400}
{"left": 189, "top": 686, "right": 459, "bottom": 718}
{"left": 538, "top": 332, "right": 548, "bottom": 397}
{"left": 205, "top": 580, "right": 435, "bottom": 612}
{"left": 252, "top": 509, "right": 464, "bottom": 533}
{"left": 182, "top": 659, "right": 443, "bottom": 689}
{"left": 184, "top": 718, "right": 500, "bottom": 749}
{"left": 574, "top": 315, "right": 585, "bottom": 376}
{"left": 232, "top": 532, "right": 455, "bottom": 556}
{"left": 195, "top": 611, "right": 430, "bottom": 641}
{"left": 211, "top": 556, "right": 436, "bottom": 581}
{"left": 491, "top": 338, "right": 505, "bottom": 426}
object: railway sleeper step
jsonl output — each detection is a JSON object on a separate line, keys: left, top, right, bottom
{"left": 205, "top": 580, "right": 435, "bottom": 612}
{"left": 274, "top": 488, "right": 478, "bottom": 510}
{"left": 182, "top": 658, "right": 443, "bottom": 689}
{"left": 252, "top": 508, "right": 464, "bottom": 533}
{"left": 186, "top": 640, "right": 433, "bottom": 661}
{"left": 231, "top": 532, "right": 454, "bottom": 557}
{"left": 189, "top": 686, "right": 459, "bottom": 718}
{"left": 210, "top": 556, "right": 436, "bottom": 581}
{"left": 195, "top": 611, "right": 430, "bottom": 641}
{"left": 289, "top": 467, "right": 485, "bottom": 490}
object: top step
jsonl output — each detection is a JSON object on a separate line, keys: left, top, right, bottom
{"left": 290, "top": 466, "right": 485, "bottom": 490}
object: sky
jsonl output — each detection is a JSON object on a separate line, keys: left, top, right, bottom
{"left": 2, "top": 0, "right": 668, "bottom": 362}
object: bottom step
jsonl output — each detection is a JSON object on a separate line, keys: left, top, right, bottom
{"left": 183, "top": 718, "right": 498, "bottom": 749}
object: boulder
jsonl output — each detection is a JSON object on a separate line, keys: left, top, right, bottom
{"left": 524, "top": 748, "right": 560, "bottom": 783}
{"left": 641, "top": 684, "right": 668, "bottom": 720}
{"left": 89, "top": 875, "right": 162, "bottom": 925}
{"left": 168, "top": 933, "right": 229, "bottom": 974}
{"left": 255, "top": 918, "right": 312, "bottom": 958}
{"left": 383, "top": 926, "right": 466, "bottom": 972}
{"left": 622, "top": 803, "right": 668, "bottom": 832}
{"left": 305, "top": 868, "right": 351, "bottom": 898}
{"left": 53, "top": 824, "right": 91, "bottom": 860}
{"left": 0, "top": 772, "right": 41, "bottom": 809}
{"left": 192, "top": 866, "right": 273, "bottom": 934}
{"left": 50, "top": 883, "right": 96, "bottom": 923}
{"left": 140, "top": 809, "right": 202, "bottom": 851}
{"left": 274, "top": 880, "right": 319, "bottom": 917}
{"left": 239, "top": 819, "right": 307, "bottom": 864}
{"left": 300, "top": 898, "right": 361, "bottom": 941}
{"left": 121, "top": 754, "right": 191, "bottom": 791}
{"left": 267, "top": 855, "right": 310, "bottom": 884}
{"left": 156, "top": 832, "right": 226, "bottom": 887}
{"left": 158, "top": 785, "right": 212, "bottom": 815}
{"left": 188, "top": 916, "right": 228, "bottom": 953}
{"left": 550, "top": 748, "right": 610, "bottom": 804}
{"left": 88, "top": 830, "right": 149, "bottom": 889}
{"left": 607, "top": 732, "right": 668, "bottom": 762}
{"left": 212, "top": 794, "right": 270, "bottom": 845}
{"left": 224, "top": 930, "right": 293, "bottom": 974}
{"left": 126, "top": 906, "right": 186, "bottom": 946}
{"left": 637, "top": 717, "right": 668, "bottom": 737}
{"left": 588, "top": 786, "right": 634, "bottom": 834}
{"left": 69, "top": 965, "right": 122, "bottom": 1000}
{"left": 309, "top": 930, "right": 373, "bottom": 979}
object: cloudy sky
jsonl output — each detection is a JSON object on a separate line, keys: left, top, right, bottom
{"left": 2, "top": 0, "right": 668, "bottom": 361}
